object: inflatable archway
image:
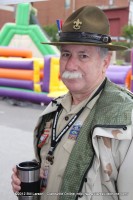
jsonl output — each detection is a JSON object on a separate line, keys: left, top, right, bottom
{"left": 0, "top": 3, "right": 60, "bottom": 57}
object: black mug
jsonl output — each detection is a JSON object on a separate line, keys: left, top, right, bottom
{"left": 16, "top": 161, "right": 41, "bottom": 200}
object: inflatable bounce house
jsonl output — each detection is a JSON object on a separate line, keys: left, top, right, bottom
{"left": 0, "top": 3, "right": 59, "bottom": 57}
{"left": 106, "top": 47, "right": 133, "bottom": 91}
{"left": 0, "top": 51, "right": 68, "bottom": 104}
{"left": 106, "top": 64, "right": 132, "bottom": 90}
{"left": 0, "top": 3, "right": 68, "bottom": 105}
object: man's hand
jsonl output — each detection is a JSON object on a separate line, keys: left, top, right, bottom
{"left": 11, "top": 166, "right": 21, "bottom": 193}
{"left": 11, "top": 166, "right": 46, "bottom": 193}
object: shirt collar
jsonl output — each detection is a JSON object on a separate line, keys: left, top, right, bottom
{"left": 61, "top": 79, "right": 105, "bottom": 113}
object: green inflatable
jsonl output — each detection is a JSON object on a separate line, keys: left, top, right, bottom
{"left": 0, "top": 3, "right": 60, "bottom": 57}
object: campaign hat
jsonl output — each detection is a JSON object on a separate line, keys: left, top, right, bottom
{"left": 42, "top": 6, "right": 127, "bottom": 51}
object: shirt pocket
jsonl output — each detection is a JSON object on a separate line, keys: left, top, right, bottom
{"left": 62, "top": 138, "right": 75, "bottom": 154}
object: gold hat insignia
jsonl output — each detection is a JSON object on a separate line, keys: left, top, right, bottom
{"left": 73, "top": 19, "right": 82, "bottom": 30}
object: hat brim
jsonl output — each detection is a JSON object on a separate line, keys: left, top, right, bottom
{"left": 41, "top": 41, "right": 128, "bottom": 51}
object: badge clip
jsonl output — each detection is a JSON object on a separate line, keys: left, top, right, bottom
{"left": 46, "top": 147, "right": 55, "bottom": 165}
{"left": 46, "top": 154, "right": 54, "bottom": 165}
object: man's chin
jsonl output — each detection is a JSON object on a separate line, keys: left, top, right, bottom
{"left": 66, "top": 85, "right": 82, "bottom": 92}
{"left": 63, "top": 79, "right": 83, "bottom": 90}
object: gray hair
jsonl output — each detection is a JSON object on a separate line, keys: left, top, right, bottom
{"left": 96, "top": 46, "right": 109, "bottom": 58}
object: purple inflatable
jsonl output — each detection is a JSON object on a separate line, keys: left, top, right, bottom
{"left": 0, "top": 59, "right": 33, "bottom": 69}
{"left": 0, "top": 78, "right": 33, "bottom": 90}
{"left": 106, "top": 65, "right": 131, "bottom": 87}
{"left": 0, "top": 87, "right": 52, "bottom": 104}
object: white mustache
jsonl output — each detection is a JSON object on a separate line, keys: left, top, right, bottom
{"left": 62, "top": 71, "right": 83, "bottom": 79}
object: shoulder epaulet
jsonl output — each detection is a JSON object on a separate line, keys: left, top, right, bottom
{"left": 51, "top": 95, "right": 66, "bottom": 106}
{"left": 125, "top": 88, "right": 133, "bottom": 98}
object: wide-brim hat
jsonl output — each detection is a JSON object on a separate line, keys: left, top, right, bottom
{"left": 42, "top": 6, "right": 127, "bottom": 51}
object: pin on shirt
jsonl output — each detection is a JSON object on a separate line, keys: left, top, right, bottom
{"left": 68, "top": 121, "right": 82, "bottom": 140}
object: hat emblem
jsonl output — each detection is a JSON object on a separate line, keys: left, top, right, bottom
{"left": 73, "top": 19, "right": 82, "bottom": 30}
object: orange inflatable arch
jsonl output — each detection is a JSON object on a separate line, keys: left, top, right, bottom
{"left": 0, "top": 68, "right": 33, "bottom": 80}
{"left": 0, "top": 47, "right": 32, "bottom": 58}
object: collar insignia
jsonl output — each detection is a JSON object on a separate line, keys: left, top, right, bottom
{"left": 73, "top": 19, "right": 82, "bottom": 30}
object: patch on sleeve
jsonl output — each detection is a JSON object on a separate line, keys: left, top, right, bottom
{"left": 38, "top": 121, "right": 52, "bottom": 148}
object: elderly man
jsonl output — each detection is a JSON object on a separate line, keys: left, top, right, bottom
{"left": 12, "top": 5, "right": 133, "bottom": 200}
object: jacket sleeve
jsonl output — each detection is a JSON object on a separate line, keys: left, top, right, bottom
{"left": 117, "top": 126, "right": 133, "bottom": 199}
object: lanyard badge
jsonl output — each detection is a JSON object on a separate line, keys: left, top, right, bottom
{"left": 46, "top": 147, "right": 54, "bottom": 165}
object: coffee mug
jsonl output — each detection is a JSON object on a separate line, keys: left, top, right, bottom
{"left": 16, "top": 161, "right": 41, "bottom": 200}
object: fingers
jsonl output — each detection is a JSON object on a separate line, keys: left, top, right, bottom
{"left": 11, "top": 166, "right": 47, "bottom": 193}
{"left": 40, "top": 168, "right": 45, "bottom": 179}
{"left": 11, "top": 166, "right": 21, "bottom": 193}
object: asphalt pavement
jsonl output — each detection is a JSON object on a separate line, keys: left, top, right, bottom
{"left": 0, "top": 97, "right": 45, "bottom": 200}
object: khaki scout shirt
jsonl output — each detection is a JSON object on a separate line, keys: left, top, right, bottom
{"left": 40, "top": 87, "right": 102, "bottom": 200}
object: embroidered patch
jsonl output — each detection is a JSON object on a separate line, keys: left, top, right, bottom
{"left": 38, "top": 133, "right": 49, "bottom": 148}
{"left": 38, "top": 121, "right": 52, "bottom": 148}
{"left": 68, "top": 122, "right": 82, "bottom": 140}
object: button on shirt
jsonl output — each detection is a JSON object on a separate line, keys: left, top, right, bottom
{"left": 41, "top": 88, "right": 102, "bottom": 200}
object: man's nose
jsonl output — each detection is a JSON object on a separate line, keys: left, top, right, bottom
{"left": 65, "top": 56, "right": 79, "bottom": 71}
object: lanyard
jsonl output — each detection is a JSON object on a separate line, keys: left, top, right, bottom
{"left": 46, "top": 78, "right": 107, "bottom": 164}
